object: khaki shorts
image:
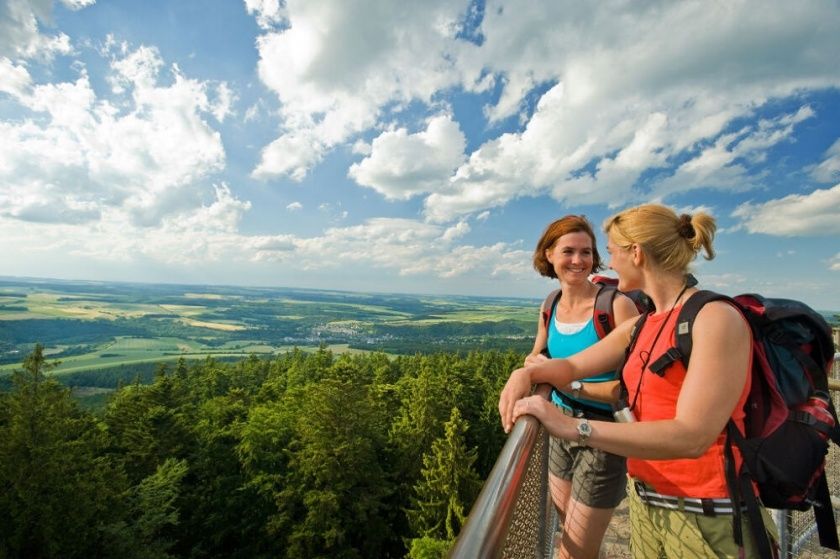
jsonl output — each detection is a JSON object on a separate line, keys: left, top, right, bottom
{"left": 549, "top": 435, "right": 627, "bottom": 509}
{"left": 627, "top": 478, "right": 779, "bottom": 558}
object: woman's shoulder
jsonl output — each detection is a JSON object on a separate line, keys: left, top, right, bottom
{"left": 612, "top": 291, "right": 641, "bottom": 322}
{"left": 690, "top": 296, "right": 744, "bottom": 318}
{"left": 691, "top": 297, "right": 750, "bottom": 336}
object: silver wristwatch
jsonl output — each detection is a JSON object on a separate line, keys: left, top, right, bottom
{"left": 570, "top": 380, "right": 582, "bottom": 399}
{"left": 576, "top": 418, "right": 592, "bottom": 446}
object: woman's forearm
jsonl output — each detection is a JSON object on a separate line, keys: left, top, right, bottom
{"left": 565, "top": 380, "right": 619, "bottom": 404}
{"left": 583, "top": 417, "right": 718, "bottom": 460}
{"left": 517, "top": 397, "right": 720, "bottom": 460}
{"left": 528, "top": 358, "right": 575, "bottom": 388}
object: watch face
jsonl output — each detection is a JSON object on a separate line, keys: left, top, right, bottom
{"left": 578, "top": 419, "right": 592, "bottom": 436}
{"left": 571, "top": 380, "right": 582, "bottom": 391}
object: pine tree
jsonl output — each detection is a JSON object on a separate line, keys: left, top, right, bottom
{"left": 132, "top": 457, "right": 189, "bottom": 555}
{"left": 104, "top": 366, "right": 194, "bottom": 484}
{"left": 0, "top": 344, "right": 120, "bottom": 558}
{"left": 408, "top": 406, "right": 482, "bottom": 552}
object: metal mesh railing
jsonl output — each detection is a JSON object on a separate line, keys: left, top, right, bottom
{"left": 449, "top": 384, "right": 554, "bottom": 559}
{"left": 499, "top": 426, "right": 552, "bottom": 559}
{"left": 452, "top": 351, "right": 840, "bottom": 559}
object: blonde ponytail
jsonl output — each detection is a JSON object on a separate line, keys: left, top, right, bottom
{"left": 604, "top": 204, "right": 716, "bottom": 273}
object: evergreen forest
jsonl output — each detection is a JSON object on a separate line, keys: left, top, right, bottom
{"left": 0, "top": 344, "right": 520, "bottom": 558}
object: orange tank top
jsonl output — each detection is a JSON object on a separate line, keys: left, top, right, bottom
{"left": 624, "top": 304, "right": 751, "bottom": 498}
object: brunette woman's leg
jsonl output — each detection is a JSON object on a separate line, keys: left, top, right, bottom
{"left": 560, "top": 444, "right": 626, "bottom": 558}
{"left": 557, "top": 500, "right": 616, "bottom": 559}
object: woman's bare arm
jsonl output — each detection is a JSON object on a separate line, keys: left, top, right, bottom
{"left": 612, "top": 292, "right": 640, "bottom": 325}
{"left": 511, "top": 301, "right": 751, "bottom": 459}
{"left": 499, "top": 316, "right": 636, "bottom": 432}
{"left": 525, "top": 306, "right": 548, "bottom": 366}
{"left": 568, "top": 380, "right": 620, "bottom": 404}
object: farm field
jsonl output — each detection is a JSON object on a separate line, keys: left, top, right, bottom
{"left": 0, "top": 276, "right": 538, "bottom": 379}
{"left": 0, "top": 337, "right": 372, "bottom": 377}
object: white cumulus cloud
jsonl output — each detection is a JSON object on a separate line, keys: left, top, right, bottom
{"left": 246, "top": 217, "right": 529, "bottom": 280}
{"left": 0, "top": 44, "right": 228, "bottom": 227}
{"left": 250, "top": 0, "right": 471, "bottom": 181}
{"left": 0, "top": 0, "right": 77, "bottom": 62}
{"left": 243, "top": 0, "right": 287, "bottom": 30}
{"left": 348, "top": 115, "right": 466, "bottom": 200}
{"left": 421, "top": 0, "right": 840, "bottom": 221}
{"left": 732, "top": 184, "right": 840, "bottom": 236}
{"left": 811, "top": 138, "right": 840, "bottom": 183}
{"left": 242, "top": 0, "right": 840, "bottom": 221}
{"left": 650, "top": 106, "right": 816, "bottom": 198}
{"left": 441, "top": 221, "right": 470, "bottom": 242}
{"left": 0, "top": 57, "right": 33, "bottom": 98}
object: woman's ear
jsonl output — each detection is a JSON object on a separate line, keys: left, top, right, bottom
{"left": 631, "top": 244, "right": 644, "bottom": 266}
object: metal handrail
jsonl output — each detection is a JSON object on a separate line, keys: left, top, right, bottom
{"left": 449, "top": 384, "right": 552, "bottom": 559}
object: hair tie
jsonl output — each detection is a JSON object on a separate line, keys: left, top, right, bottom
{"left": 678, "top": 214, "right": 695, "bottom": 239}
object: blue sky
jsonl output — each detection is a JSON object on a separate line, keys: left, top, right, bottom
{"left": 1, "top": 0, "right": 839, "bottom": 310}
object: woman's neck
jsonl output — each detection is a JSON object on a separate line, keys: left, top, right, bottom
{"left": 559, "top": 280, "right": 597, "bottom": 298}
{"left": 555, "top": 281, "right": 598, "bottom": 314}
{"left": 553, "top": 281, "right": 598, "bottom": 323}
{"left": 644, "top": 273, "right": 693, "bottom": 313}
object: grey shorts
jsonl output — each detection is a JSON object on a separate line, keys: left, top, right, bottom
{"left": 549, "top": 435, "right": 627, "bottom": 508}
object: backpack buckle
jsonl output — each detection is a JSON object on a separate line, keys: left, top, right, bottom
{"left": 649, "top": 347, "right": 683, "bottom": 377}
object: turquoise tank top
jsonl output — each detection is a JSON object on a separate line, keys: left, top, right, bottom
{"left": 547, "top": 309, "right": 616, "bottom": 412}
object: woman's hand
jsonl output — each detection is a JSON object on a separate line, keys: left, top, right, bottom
{"left": 511, "top": 394, "right": 550, "bottom": 424}
{"left": 498, "top": 367, "right": 533, "bottom": 433}
{"left": 524, "top": 352, "right": 548, "bottom": 367}
{"left": 512, "top": 395, "right": 575, "bottom": 439}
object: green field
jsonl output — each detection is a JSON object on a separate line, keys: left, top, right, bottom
{"left": 0, "top": 335, "right": 377, "bottom": 377}
{"left": 0, "top": 277, "right": 539, "bottom": 379}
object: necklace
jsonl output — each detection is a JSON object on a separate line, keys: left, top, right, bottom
{"left": 628, "top": 282, "right": 690, "bottom": 412}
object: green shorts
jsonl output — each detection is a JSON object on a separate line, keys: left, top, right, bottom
{"left": 627, "top": 478, "right": 779, "bottom": 558}
{"left": 549, "top": 435, "right": 627, "bottom": 509}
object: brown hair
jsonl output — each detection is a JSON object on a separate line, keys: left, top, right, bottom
{"left": 604, "top": 204, "right": 716, "bottom": 273}
{"left": 533, "top": 215, "right": 603, "bottom": 279}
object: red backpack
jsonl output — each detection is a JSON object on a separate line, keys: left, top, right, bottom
{"left": 633, "top": 291, "right": 840, "bottom": 556}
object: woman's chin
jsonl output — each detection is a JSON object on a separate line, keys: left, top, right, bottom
{"left": 560, "top": 273, "right": 590, "bottom": 285}
{"left": 617, "top": 278, "right": 637, "bottom": 292}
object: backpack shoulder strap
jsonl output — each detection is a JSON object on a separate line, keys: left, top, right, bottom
{"left": 593, "top": 283, "right": 619, "bottom": 339}
{"left": 542, "top": 283, "right": 620, "bottom": 340}
{"left": 674, "top": 291, "right": 739, "bottom": 365}
{"left": 646, "top": 290, "right": 736, "bottom": 376}
{"left": 541, "top": 289, "right": 562, "bottom": 331}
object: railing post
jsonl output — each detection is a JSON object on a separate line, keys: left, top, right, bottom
{"left": 771, "top": 508, "right": 791, "bottom": 558}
